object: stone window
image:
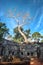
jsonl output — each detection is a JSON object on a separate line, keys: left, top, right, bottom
{"left": 21, "top": 52, "right": 23, "bottom": 55}
{"left": 31, "top": 52, "right": 33, "bottom": 56}
{"left": 27, "top": 52, "right": 30, "bottom": 56}
{"left": 12, "top": 52, "right": 14, "bottom": 55}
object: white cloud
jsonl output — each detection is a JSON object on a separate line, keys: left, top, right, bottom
{"left": 35, "top": 15, "right": 42, "bottom": 30}
{"left": 33, "top": 10, "right": 39, "bottom": 21}
{"left": 31, "top": 9, "right": 39, "bottom": 26}
{"left": 33, "top": 0, "right": 40, "bottom": 4}
{"left": 33, "top": 7, "right": 42, "bottom": 22}
{"left": 33, "top": 0, "right": 36, "bottom": 4}
{"left": 39, "top": 30, "right": 43, "bottom": 35}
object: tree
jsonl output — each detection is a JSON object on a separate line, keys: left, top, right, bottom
{"left": 13, "top": 27, "right": 31, "bottom": 43}
{"left": 0, "top": 22, "right": 9, "bottom": 42}
{"left": 40, "top": 35, "right": 43, "bottom": 42}
{"left": 6, "top": 9, "right": 32, "bottom": 43}
{"left": 25, "top": 29, "right": 31, "bottom": 38}
{"left": 41, "top": 35, "right": 43, "bottom": 38}
{"left": 6, "top": 34, "right": 13, "bottom": 40}
{"left": 13, "top": 27, "right": 24, "bottom": 43}
{"left": 41, "top": 40, "right": 43, "bottom": 42}
{"left": 14, "top": 27, "right": 23, "bottom": 39}
{"left": 32, "top": 32, "right": 41, "bottom": 42}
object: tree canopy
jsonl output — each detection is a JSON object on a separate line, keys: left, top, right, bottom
{"left": 32, "top": 32, "right": 41, "bottom": 40}
{"left": 13, "top": 27, "right": 31, "bottom": 43}
{"left": 0, "top": 22, "right": 9, "bottom": 42}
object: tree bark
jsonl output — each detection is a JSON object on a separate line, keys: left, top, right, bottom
{"left": 18, "top": 26, "right": 28, "bottom": 44}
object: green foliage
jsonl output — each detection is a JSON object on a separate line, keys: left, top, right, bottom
{"left": 13, "top": 37, "right": 24, "bottom": 43}
{"left": 13, "top": 27, "right": 24, "bottom": 43}
{"left": 32, "top": 32, "right": 41, "bottom": 40}
{"left": 13, "top": 27, "right": 30, "bottom": 43}
{"left": 41, "top": 40, "right": 43, "bottom": 42}
{"left": 13, "top": 27, "right": 23, "bottom": 38}
{"left": 0, "top": 22, "right": 9, "bottom": 42}
{"left": 41, "top": 35, "right": 43, "bottom": 38}
{"left": 25, "top": 29, "right": 31, "bottom": 38}
{"left": 14, "top": 27, "right": 23, "bottom": 33}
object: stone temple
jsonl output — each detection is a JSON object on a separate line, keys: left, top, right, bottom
{"left": 0, "top": 39, "right": 43, "bottom": 60}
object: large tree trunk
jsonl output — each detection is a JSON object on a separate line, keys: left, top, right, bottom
{"left": 18, "top": 26, "right": 28, "bottom": 44}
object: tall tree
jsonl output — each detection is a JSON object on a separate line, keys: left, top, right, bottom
{"left": 32, "top": 32, "right": 41, "bottom": 42}
{"left": 25, "top": 29, "right": 31, "bottom": 38}
{"left": 41, "top": 40, "right": 43, "bottom": 42}
{"left": 0, "top": 22, "right": 9, "bottom": 42}
{"left": 14, "top": 27, "right": 23, "bottom": 38}
{"left": 6, "top": 34, "right": 13, "bottom": 40}
{"left": 13, "top": 27, "right": 24, "bottom": 43}
{"left": 13, "top": 27, "right": 31, "bottom": 43}
{"left": 6, "top": 9, "right": 32, "bottom": 43}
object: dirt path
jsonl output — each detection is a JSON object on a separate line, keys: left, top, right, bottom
{"left": 0, "top": 58, "right": 43, "bottom": 65}
{"left": 30, "top": 58, "right": 43, "bottom": 65}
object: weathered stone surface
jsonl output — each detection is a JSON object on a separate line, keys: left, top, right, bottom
{"left": 0, "top": 39, "right": 43, "bottom": 62}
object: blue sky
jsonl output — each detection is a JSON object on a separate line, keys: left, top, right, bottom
{"left": 0, "top": 0, "right": 43, "bottom": 36}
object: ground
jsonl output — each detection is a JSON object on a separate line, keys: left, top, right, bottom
{"left": 0, "top": 57, "right": 43, "bottom": 65}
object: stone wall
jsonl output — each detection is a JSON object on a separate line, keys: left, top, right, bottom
{"left": 0, "top": 39, "right": 43, "bottom": 59}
